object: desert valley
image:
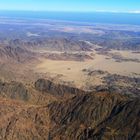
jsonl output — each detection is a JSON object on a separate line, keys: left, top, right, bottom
{"left": 0, "top": 15, "right": 139, "bottom": 140}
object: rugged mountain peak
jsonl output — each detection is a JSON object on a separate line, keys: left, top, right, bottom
{"left": 48, "top": 92, "right": 140, "bottom": 140}
{"left": 35, "top": 79, "right": 86, "bottom": 96}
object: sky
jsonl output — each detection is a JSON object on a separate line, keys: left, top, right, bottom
{"left": 0, "top": 0, "right": 140, "bottom": 13}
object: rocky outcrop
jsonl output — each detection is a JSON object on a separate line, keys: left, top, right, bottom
{"left": 0, "top": 98, "right": 49, "bottom": 140}
{"left": 35, "top": 79, "right": 86, "bottom": 96}
{"left": 43, "top": 52, "right": 93, "bottom": 61}
{"left": 0, "top": 80, "right": 30, "bottom": 101}
{"left": 103, "top": 74, "right": 140, "bottom": 97}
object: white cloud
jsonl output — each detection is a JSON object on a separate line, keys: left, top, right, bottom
{"left": 93, "top": 10, "right": 140, "bottom": 14}
{"left": 128, "top": 11, "right": 140, "bottom": 14}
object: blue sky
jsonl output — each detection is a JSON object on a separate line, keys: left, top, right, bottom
{"left": 0, "top": 0, "right": 140, "bottom": 13}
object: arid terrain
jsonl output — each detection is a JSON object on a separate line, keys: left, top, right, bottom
{"left": 0, "top": 17, "right": 140, "bottom": 140}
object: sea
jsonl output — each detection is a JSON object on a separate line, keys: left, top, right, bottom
{"left": 0, "top": 11, "right": 140, "bottom": 25}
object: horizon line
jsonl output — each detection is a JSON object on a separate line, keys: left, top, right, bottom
{"left": 0, "top": 9, "right": 140, "bottom": 14}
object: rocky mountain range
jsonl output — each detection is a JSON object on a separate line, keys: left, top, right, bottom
{"left": 0, "top": 90, "right": 139, "bottom": 140}
{"left": 0, "top": 78, "right": 139, "bottom": 140}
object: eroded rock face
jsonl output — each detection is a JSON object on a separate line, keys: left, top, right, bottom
{"left": 43, "top": 52, "right": 93, "bottom": 61}
{"left": 35, "top": 79, "right": 86, "bottom": 96}
{"left": 0, "top": 98, "right": 50, "bottom": 140}
{"left": 48, "top": 93, "right": 140, "bottom": 140}
{"left": 0, "top": 45, "right": 35, "bottom": 62}
{"left": 0, "top": 81, "right": 30, "bottom": 101}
